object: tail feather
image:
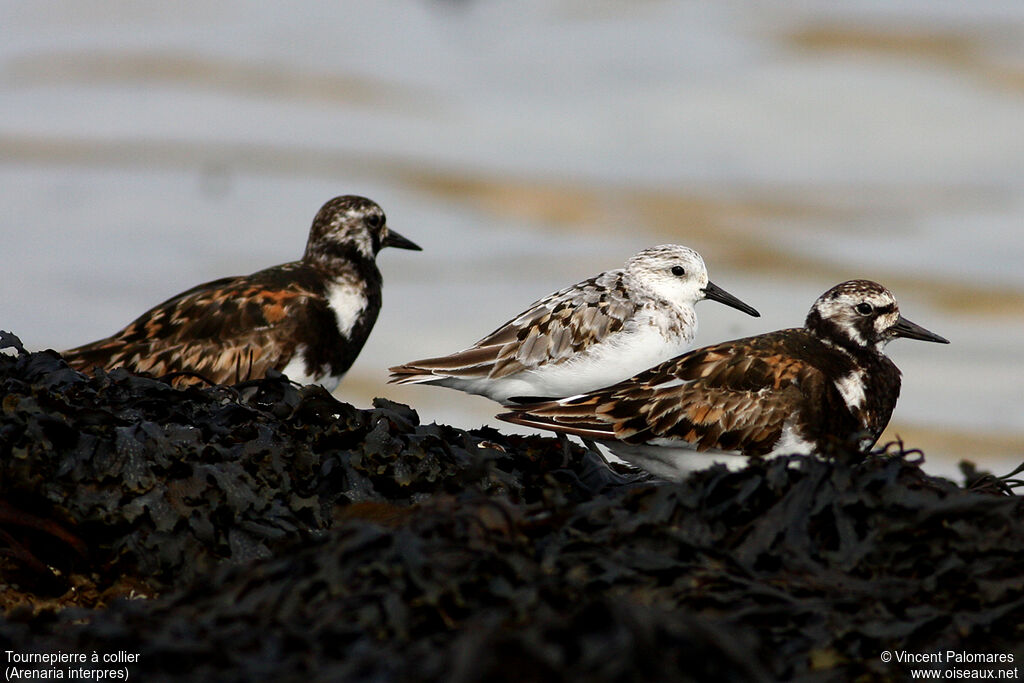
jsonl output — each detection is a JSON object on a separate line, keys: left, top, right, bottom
{"left": 496, "top": 409, "right": 616, "bottom": 441}
{"left": 387, "top": 364, "right": 456, "bottom": 385}
{"left": 63, "top": 339, "right": 124, "bottom": 373}
{"left": 388, "top": 345, "right": 503, "bottom": 384}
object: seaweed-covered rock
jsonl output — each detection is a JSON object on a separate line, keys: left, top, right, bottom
{"left": 2, "top": 332, "right": 1023, "bottom": 681}
{"left": 5, "top": 456, "right": 1023, "bottom": 681}
{"left": 7, "top": 496, "right": 768, "bottom": 682}
{"left": 0, "top": 334, "right": 631, "bottom": 597}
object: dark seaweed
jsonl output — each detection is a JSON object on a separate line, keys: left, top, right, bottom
{"left": 1, "top": 332, "right": 1022, "bottom": 682}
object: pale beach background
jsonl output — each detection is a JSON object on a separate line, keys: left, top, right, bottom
{"left": 2, "top": 1, "right": 1022, "bottom": 481}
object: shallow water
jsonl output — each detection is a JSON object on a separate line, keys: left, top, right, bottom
{"left": 3, "top": 1, "right": 1022, "bottom": 480}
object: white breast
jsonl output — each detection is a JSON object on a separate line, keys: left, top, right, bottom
{"left": 833, "top": 368, "right": 867, "bottom": 412}
{"left": 326, "top": 281, "right": 368, "bottom": 337}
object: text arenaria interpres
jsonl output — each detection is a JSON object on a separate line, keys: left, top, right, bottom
{"left": 64, "top": 195, "right": 421, "bottom": 389}
{"left": 499, "top": 280, "right": 948, "bottom": 481}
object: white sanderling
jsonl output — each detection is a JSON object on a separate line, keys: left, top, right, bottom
{"left": 388, "top": 244, "right": 759, "bottom": 403}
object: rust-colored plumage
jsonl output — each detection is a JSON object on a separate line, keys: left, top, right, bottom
{"left": 64, "top": 195, "right": 420, "bottom": 388}
{"left": 500, "top": 280, "right": 949, "bottom": 480}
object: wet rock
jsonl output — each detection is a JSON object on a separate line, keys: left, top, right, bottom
{"left": 1, "top": 332, "right": 1022, "bottom": 681}
{"left": 0, "top": 333, "right": 629, "bottom": 598}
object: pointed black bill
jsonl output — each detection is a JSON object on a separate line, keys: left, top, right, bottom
{"left": 383, "top": 229, "right": 422, "bottom": 251}
{"left": 703, "top": 281, "right": 760, "bottom": 317}
{"left": 891, "top": 315, "right": 949, "bottom": 344}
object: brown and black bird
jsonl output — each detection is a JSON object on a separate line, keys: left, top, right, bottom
{"left": 500, "top": 280, "right": 948, "bottom": 481}
{"left": 64, "top": 195, "right": 420, "bottom": 389}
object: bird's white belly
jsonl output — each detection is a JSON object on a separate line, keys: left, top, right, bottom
{"left": 602, "top": 420, "right": 813, "bottom": 482}
{"left": 281, "top": 347, "right": 342, "bottom": 392}
{"left": 487, "top": 325, "right": 692, "bottom": 402}
{"left": 605, "top": 441, "right": 750, "bottom": 482}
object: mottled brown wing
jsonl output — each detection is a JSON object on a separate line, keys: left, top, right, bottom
{"left": 390, "top": 271, "right": 636, "bottom": 382}
{"left": 64, "top": 275, "right": 317, "bottom": 386}
{"left": 501, "top": 329, "right": 829, "bottom": 456}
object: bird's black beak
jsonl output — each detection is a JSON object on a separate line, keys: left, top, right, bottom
{"left": 891, "top": 315, "right": 949, "bottom": 344}
{"left": 382, "top": 229, "right": 422, "bottom": 251}
{"left": 702, "top": 281, "right": 760, "bottom": 317}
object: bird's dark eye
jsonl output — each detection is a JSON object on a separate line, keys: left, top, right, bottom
{"left": 671, "top": 266, "right": 686, "bottom": 277}
{"left": 366, "top": 212, "right": 384, "bottom": 229}
{"left": 855, "top": 303, "right": 873, "bottom": 315}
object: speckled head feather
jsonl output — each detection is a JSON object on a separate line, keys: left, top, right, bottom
{"left": 304, "top": 195, "right": 420, "bottom": 266}
{"left": 63, "top": 195, "right": 420, "bottom": 389}
{"left": 806, "top": 280, "right": 948, "bottom": 355}
{"left": 499, "top": 280, "right": 948, "bottom": 481}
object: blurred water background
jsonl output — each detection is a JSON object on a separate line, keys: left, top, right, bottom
{"left": 3, "top": 1, "right": 1022, "bottom": 480}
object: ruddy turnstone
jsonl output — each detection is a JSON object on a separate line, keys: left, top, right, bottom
{"left": 498, "top": 280, "right": 949, "bottom": 481}
{"left": 63, "top": 195, "right": 421, "bottom": 389}
{"left": 388, "top": 244, "right": 759, "bottom": 403}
